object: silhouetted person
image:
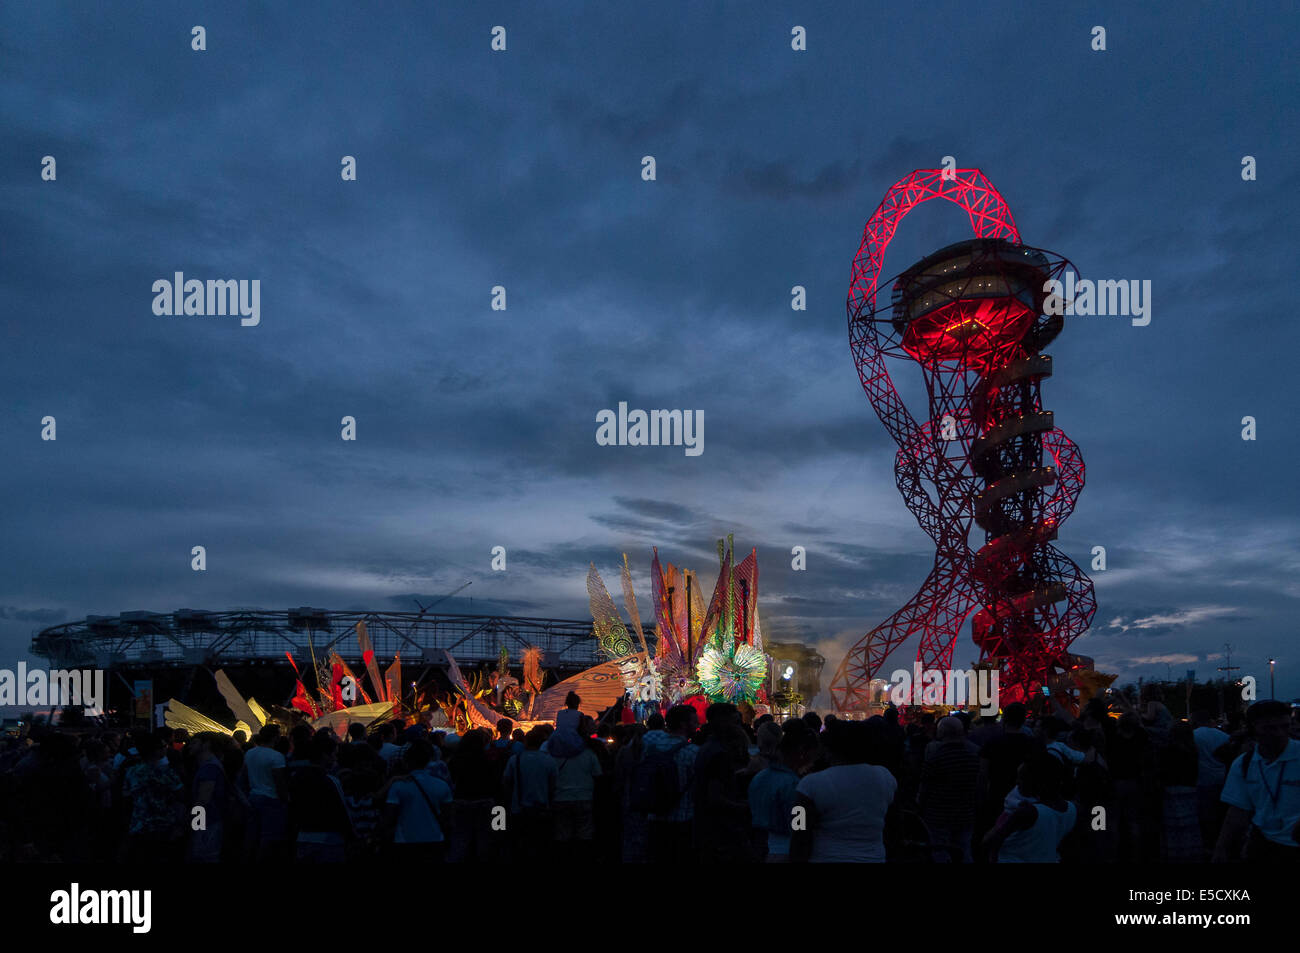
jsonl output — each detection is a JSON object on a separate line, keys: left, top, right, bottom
{"left": 920, "top": 716, "right": 979, "bottom": 862}
{"left": 552, "top": 715, "right": 603, "bottom": 863}
{"left": 1159, "top": 723, "right": 1202, "bottom": 861}
{"left": 124, "top": 731, "right": 184, "bottom": 863}
{"left": 693, "top": 704, "right": 752, "bottom": 863}
{"left": 644, "top": 704, "right": 700, "bottom": 864}
{"left": 502, "top": 727, "right": 557, "bottom": 862}
{"left": 287, "top": 731, "right": 351, "bottom": 862}
{"left": 748, "top": 723, "right": 808, "bottom": 862}
{"left": 447, "top": 729, "right": 498, "bottom": 862}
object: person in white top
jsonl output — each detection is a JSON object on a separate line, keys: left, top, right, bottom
{"left": 986, "top": 753, "right": 1077, "bottom": 863}
{"left": 239, "top": 724, "right": 288, "bottom": 861}
{"left": 791, "top": 720, "right": 897, "bottom": 863}
{"left": 243, "top": 732, "right": 286, "bottom": 800}
{"left": 1213, "top": 700, "right": 1300, "bottom": 862}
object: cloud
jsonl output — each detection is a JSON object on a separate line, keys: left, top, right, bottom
{"left": 1106, "top": 606, "right": 1240, "bottom": 635}
{"left": 609, "top": 497, "right": 700, "bottom": 526}
{"left": 1126, "top": 653, "right": 1201, "bottom": 666}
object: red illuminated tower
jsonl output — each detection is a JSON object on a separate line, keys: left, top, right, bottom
{"left": 829, "top": 169, "right": 1096, "bottom": 711}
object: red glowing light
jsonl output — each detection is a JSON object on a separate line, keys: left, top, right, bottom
{"left": 901, "top": 298, "right": 1036, "bottom": 369}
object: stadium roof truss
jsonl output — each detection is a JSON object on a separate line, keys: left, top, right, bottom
{"left": 31, "top": 609, "right": 622, "bottom": 671}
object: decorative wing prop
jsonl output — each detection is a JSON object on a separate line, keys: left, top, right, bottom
{"left": 356, "top": 621, "right": 387, "bottom": 703}
{"left": 620, "top": 554, "right": 650, "bottom": 658}
{"left": 329, "top": 652, "right": 373, "bottom": 705}
{"left": 384, "top": 654, "right": 402, "bottom": 716}
{"left": 529, "top": 657, "right": 647, "bottom": 722}
{"left": 522, "top": 647, "right": 545, "bottom": 695}
{"left": 687, "top": 571, "right": 705, "bottom": 661}
{"left": 731, "top": 548, "right": 759, "bottom": 646}
{"left": 163, "top": 698, "right": 249, "bottom": 738}
{"left": 445, "top": 651, "right": 510, "bottom": 731}
{"left": 285, "top": 652, "right": 322, "bottom": 718}
{"left": 311, "top": 701, "right": 394, "bottom": 738}
{"left": 215, "top": 669, "right": 264, "bottom": 733}
{"left": 587, "top": 561, "right": 660, "bottom": 704}
{"left": 621, "top": 554, "right": 661, "bottom": 702}
{"left": 651, "top": 549, "right": 686, "bottom": 670}
{"left": 699, "top": 542, "right": 733, "bottom": 653}
{"left": 587, "top": 563, "right": 635, "bottom": 659}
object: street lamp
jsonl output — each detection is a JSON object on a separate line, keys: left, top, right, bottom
{"left": 1269, "top": 658, "right": 1276, "bottom": 699}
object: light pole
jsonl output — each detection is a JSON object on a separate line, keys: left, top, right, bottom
{"left": 1269, "top": 658, "right": 1276, "bottom": 699}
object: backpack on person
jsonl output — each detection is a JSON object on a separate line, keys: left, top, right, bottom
{"left": 506, "top": 752, "right": 553, "bottom": 819}
{"left": 385, "top": 773, "right": 444, "bottom": 843}
{"left": 629, "top": 740, "right": 686, "bottom": 815}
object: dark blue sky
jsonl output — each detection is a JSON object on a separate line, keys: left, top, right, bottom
{"left": 2, "top": 2, "right": 1297, "bottom": 703}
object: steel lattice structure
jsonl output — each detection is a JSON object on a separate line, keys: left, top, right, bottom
{"left": 31, "top": 608, "right": 614, "bottom": 672}
{"left": 830, "top": 169, "right": 1096, "bottom": 711}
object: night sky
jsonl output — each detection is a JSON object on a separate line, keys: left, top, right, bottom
{"left": 2, "top": 2, "right": 1297, "bottom": 704}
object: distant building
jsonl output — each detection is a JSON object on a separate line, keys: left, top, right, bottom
{"left": 765, "top": 642, "right": 825, "bottom": 711}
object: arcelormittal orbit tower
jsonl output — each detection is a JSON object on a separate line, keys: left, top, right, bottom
{"left": 830, "top": 169, "right": 1096, "bottom": 711}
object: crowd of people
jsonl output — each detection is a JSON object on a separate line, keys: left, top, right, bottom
{"left": 1, "top": 687, "right": 1297, "bottom": 864}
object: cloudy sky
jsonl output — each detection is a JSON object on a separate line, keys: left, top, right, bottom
{"left": 2, "top": 2, "right": 1297, "bottom": 704}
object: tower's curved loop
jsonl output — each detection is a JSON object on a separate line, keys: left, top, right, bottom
{"left": 847, "top": 169, "right": 1021, "bottom": 449}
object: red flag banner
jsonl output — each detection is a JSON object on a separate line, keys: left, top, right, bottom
{"left": 384, "top": 653, "right": 402, "bottom": 717}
